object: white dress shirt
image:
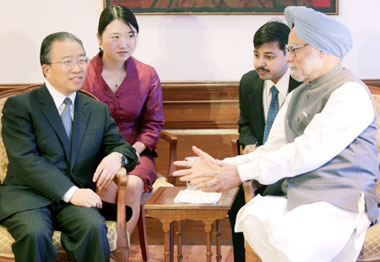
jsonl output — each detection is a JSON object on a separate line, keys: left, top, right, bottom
{"left": 262, "top": 69, "right": 291, "bottom": 121}
{"left": 45, "top": 80, "right": 78, "bottom": 203}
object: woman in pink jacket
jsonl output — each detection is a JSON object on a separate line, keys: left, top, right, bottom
{"left": 82, "top": 5, "right": 164, "bottom": 234}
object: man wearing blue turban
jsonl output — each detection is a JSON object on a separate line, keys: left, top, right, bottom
{"left": 173, "top": 6, "right": 378, "bottom": 262}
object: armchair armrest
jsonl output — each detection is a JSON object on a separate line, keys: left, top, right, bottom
{"left": 115, "top": 168, "right": 129, "bottom": 251}
{"left": 242, "top": 180, "right": 262, "bottom": 203}
{"left": 159, "top": 130, "right": 177, "bottom": 184}
{"left": 115, "top": 168, "right": 127, "bottom": 224}
{"left": 231, "top": 139, "right": 241, "bottom": 156}
{"left": 243, "top": 181, "right": 255, "bottom": 203}
{"left": 231, "top": 139, "right": 262, "bottom": 203}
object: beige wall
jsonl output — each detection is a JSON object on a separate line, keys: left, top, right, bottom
{"left": 1, "top": 0, "right": 379, "bottom": 83}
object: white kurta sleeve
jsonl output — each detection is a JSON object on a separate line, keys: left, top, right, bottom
{"left": 227, "top": 82, "right": 374, "bottom": 184}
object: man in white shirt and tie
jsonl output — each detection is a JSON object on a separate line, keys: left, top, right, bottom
{"left": 0, "top": 32, "right": 137, "bottom": 261}
{"left": 231, "top": 20, "right": 301, "bottom": 261}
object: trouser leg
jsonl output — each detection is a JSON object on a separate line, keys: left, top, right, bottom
{"left": 55, "top": 204, "right": 109, "bottom": 262}
{"left": 228, "top": 184, "right": 246, "bottom": 262}
{"left": 2, "top": 207, "right": 56, "bottom": 262}
{"left": 237, "top": 195, "right": 368, "bottom": 262}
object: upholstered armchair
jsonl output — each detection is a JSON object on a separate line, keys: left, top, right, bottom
{"left": 357, "top": 87, "right": 380, "bottom": 262}
{"left": 231, "top": 139, "right": 262, "bottom": 262}
{"left": 0, "top": 85, "right": 130, "bottom": 262}
{"left": 232, "top": 85, "right": 380, "bottom": 262}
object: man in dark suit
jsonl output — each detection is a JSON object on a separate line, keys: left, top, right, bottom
{"left": 229, "top": 21, "right": 301, "bottom": 261}
{"left": 0, "top": 32, "right": 138, "bottom": 261}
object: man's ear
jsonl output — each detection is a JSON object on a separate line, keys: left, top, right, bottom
{"left": 41, "top": 64, "right": 50, "bottom": 78}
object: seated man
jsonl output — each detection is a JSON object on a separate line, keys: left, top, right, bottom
{"left": 174, "top": 6, "right": 378, "bottom": 262}
{"left": 231, "top": 20, "right": 301, "bottom": 261}
{"left": 0, "top": 32, "right": 138, "bottom": 261}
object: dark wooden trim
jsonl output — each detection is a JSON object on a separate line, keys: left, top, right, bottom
{"left": 364, "top": 80, "right": 380, "bottom": 88}
{"left": 1, "top": 80, "right": 379, "bottom": 130}
{"left": 162, "top": 82, "right": 238, "bottom": 101}
{"left": 1, "top": 80, "right": 379, "bottom": 90}
{"left": 0, "top": 83, "right": 41, "bottom": 92}
{"left": 1, "top": 80, "right": 378, "bottom": 128}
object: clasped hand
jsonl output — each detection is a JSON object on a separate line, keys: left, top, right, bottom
{"left": 173, "top": 146, "right": 242, "bottom": 192}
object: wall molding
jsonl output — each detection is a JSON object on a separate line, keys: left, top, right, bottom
{"left": 1, "top": 80, "right": 379, "bottom": 90}
{"left": 1, "top": 79, "right": 379, "bottom": 90}
{"left": 1, "top": 80, "right": 379, "bottom": 130}
{"left": 364, "top": 79, "right": 380, "bottom": 88}
{"left": 2, "top": 80, "right": 379, "bottom": 174}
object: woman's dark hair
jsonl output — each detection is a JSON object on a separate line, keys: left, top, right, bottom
{"left": 98, "top": 5, "right": 139, "bottom": 36}
{"left": 40, "top": 31, "right": 84, "bottom": 66}
{"left": 253, "top": 21, "right": 290, "bottom": 53}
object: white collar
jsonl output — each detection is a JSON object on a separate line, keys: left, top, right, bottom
{"left": 45, "top": 80, "right": 77, "bottom": 110}
{"left": 264, "top": 68, "right": 291, "bottom": 97}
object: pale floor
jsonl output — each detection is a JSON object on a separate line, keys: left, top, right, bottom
{"left": 129, "top": 245, "right": 234, "bottom": 262}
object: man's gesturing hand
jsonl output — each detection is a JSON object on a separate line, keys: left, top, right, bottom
{"left": 173, "top": 146, "right": 242, "bottom": 192}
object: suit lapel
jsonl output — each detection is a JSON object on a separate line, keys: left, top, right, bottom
{"left": 70, "top": 93, "right": 91, "bottom": 168}
{"left": 249, "top": 77, "right": 265, "bottom": 143}
{"left": 36, "top": 85, "right": 71, "bottom": 160}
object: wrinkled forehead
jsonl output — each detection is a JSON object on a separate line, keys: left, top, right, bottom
{"left": 50, "top": 39, "right": 85, "bottom": 59}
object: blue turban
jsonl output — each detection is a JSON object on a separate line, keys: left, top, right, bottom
{"left": 284, "top": 6, "right": 352, "bottom": 58}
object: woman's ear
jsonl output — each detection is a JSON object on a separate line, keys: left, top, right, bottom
{"left": 97, "top": 33, "right": 102, "bottom": 47}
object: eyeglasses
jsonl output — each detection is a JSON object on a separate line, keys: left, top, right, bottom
{"left": 48, "top": 56, "right": 89, "bottom": 68}
{"left": 285, "top": 43, "right": 309, "bottom": 57}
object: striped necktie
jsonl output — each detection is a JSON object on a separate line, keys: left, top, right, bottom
{"left": 61, "top": 98, "right": 72, "bottom": 141}
{"left": 263, "top": 85, "right": 279, "bottom": 143}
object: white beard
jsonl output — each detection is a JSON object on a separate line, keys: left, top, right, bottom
{"left": 289, "top": 49, "right": 324, "bottom": 82}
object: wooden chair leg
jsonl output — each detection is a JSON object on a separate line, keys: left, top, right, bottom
{"left": 110, "top": 248, "right": 129, "bottom": 262}
{"left": 245, "top": 240, "right": 262, "bottom": 262}
{"left": 137, "top": 204, "right": 149, "bottom": 261}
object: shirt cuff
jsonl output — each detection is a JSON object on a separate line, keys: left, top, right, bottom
{"left": 237, "top": 161, "right": 258, "bottom": 182}
{"left": 62, "top": 186, "right": 79, "bottom": 203}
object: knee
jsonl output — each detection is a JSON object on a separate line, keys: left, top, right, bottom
{"left": 126, "top": 177, "right": 144, "bottom": 200}
{"left": 81, "top": 217, "right": 107, "bottom": 236}
{"left": 18, "top": 223, "right": 52, "bottom": 245}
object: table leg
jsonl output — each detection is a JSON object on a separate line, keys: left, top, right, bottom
{"left": 176, "top": 221, "right": 183, "bottom": 261}
{"left": 170, "top": 222, "right": 175, "bottom": 262}
{"left": 162, "top": 222, "right": 173, "bottom": 262}
{"left": 215, "top": 220, "right": 222, "bottom": 262}
{"left": 204, "top": 223, "right": 213, "bottom": 262}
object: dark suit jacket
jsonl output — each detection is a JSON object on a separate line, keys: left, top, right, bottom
{"left": 237, "top": 70, "right": 301, "bottom": 196}
{"left": 238, "top": 70, "right": 301, "bottom": 147}
{"left": 0, "top": 85, "right": 138, "bottom": 221}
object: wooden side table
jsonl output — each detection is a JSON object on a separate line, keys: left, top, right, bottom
{"left": 144, "top": 186, "right": 238, "bottom": 262}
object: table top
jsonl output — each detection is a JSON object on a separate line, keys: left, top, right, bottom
{"left": 145, "top": 186, "right": 238, "bottom": 210}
